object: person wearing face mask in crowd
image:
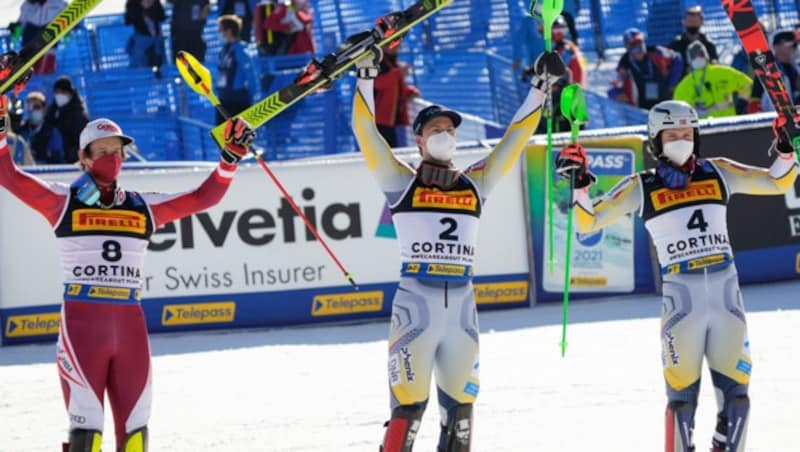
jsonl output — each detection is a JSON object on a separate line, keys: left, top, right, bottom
{"left": 556, "top": 100, "right": 798, "bottom": 452}
{"left": 673, "top": 41, "right": 752, "bottom": 119}
{"left": 668, "top": 5, "right": 719, "bottom": 75}
{"left": 19, "top": 91, "right": 65, "bottom": 164}
{"left": 612, "top": 28, "right": 684, "bottom": 109}
{"left": 45, "top": 76, "right": 89, "bottom": 164}
{"left": 0, "top": 76, "right": 256, "bottom": 450}
{"left": 352, "top": 47, "right": 565, "bottom": 452}
{"left": 748, "top": 30, "right": 800, "bottom": 113}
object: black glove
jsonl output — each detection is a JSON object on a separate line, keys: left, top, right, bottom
{"left": 0, "top": 51, "right": 33, "bottom": 95}
{"left": 355, "top": 45, "right": 382, "bottom": 80}
{"left": 530, "top": 51, "right": 567, "bottom": 91}
{"left": 221, "top": 117, "right": 256, "bottom": 164}
{"left": 556, "top": 144, "right": 596, "bottom": 189}
{"left": 772, "top": 115, "right": 797, "bottom": 155}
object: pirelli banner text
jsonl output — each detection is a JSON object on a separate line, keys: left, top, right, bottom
{"left": 0, "top": 150, "right": 531, "bottom": 345}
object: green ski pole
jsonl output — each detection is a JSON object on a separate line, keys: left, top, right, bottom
{"left": 531, "top": 0, "right": 564, "bottom": 273}
{"left": 558, "top": 83, "right": 588, "bottom": 357}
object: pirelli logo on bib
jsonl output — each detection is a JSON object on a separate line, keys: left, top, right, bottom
{"left": 72, "top": 209, "right": 147, "bottom": 234}
{"left": 411, "top": 188, "right": 477, "bottom": 211}
{"left": 651, "top": 180, "right": 723, "bottom": 211}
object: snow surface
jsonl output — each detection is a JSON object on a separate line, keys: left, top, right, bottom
{"left": 1, "top": 281, "right": 799, "bottom": 451}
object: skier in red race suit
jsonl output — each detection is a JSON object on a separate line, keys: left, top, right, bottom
{"left": 0, "top": 88, "right": 255, "bottom": 450}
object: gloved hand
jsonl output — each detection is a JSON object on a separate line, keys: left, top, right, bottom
{"left": 556, "top": 144, "right": 596, "bottom": 189}
{"left": 530, "top": 51, "right": 567, "bottom": 91}
{"left": 772, "top": 115, "right": 796, "bottom": 155}
{"left": 0, "top": 51, "right": 32, "bottom": 95}
{"left": 355, "top": 45, "right": 382, "bottom": 80}
{"left": 221, "top": 117, "right": 255, "bottom": 164}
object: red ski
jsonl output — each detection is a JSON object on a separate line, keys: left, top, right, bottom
{"left": 722, "top": 0, "right": 800, "bottom": 148}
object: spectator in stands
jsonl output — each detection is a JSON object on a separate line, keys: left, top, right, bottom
{"left": 748, "top": 30, "right": 800, "bottom": 113}
{"left": 219, "top": 0, "right": 256, "bottom": 42}
{"left": 372, "top": 40, "right": 419, "bottom": 148}
{"left": 168, "top": 0, "right": 210, "bottom": 62}
{"left": 260, "top": 0, "right": 316, "bottom": 56}
{"left": 216, "top": 15, "right": 258, "bottom": 124}
{"left": 611, "top": 28, "right": 683, "bottom": 109}
{"left": 125, "top": 0, "right": 166, "bottom": 74}
{"left": 668, "top": 6, "right": 719, "bottom": 74}
{"left": 45, "top": 76, "right": 89, "bottom": 164}
{"left": 19, "top": 91, "right": 64, "bottom": 164}
{"left": 673, "top": 42, "right": 752, "bottom": 118}
{"left": 9, "top": 0, "right": 66, "bottom": 74}
{"left": 1, "top": 96, "right": 33, "bottom": 166}
{"left": 525, "top": 16, "right": 586, "bottom": 134}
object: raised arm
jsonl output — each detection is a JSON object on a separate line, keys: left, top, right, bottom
{"left": 555, "top": 143, "right": 642, "bottom": 234}
{"left": 0, "top": 99, "right": 67, "bottom": 226}
{"left": 146, "top": 117, "right": 254, "bottom": 228}
{"left": 465, "top": 51, "right": 565, "bottom": 197}
{"left": 351, "top": 49, "right": 415, "bottom": 198}
{"left": 710, "top": 154, "right": 797, "bottom": 196}
{"left": 711, "top": 121, "right": 798, "bottom": 196}
{"left": 574, "top": 174, "right": 643, "bottom": 234}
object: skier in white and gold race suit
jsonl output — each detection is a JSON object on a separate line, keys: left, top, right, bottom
{"left": 351, "top": 46, "right": 565, "bottom": 451}
{"left": 555, "top": 100, "right": 798, "bottom": 452}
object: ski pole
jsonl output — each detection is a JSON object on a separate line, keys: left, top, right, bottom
{"left": 176, "top": 51, "right": 359, "bottom": 289}
{"left": 531, "top": 0, "right": 564, "bottom": 273}
{"left": 558, "top": 83, "right": 588, "bottom": 357}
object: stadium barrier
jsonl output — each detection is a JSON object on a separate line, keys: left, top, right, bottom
{"left": 1, "top": 113, "right": 798, "bottom": 344}
{"left": 0, "top": 151, "right": 531, "bottom": 345}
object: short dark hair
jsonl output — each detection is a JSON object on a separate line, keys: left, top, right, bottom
{"left": 218, "top": 15, "right": 242, "bottom": 39}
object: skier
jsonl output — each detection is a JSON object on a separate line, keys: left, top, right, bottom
{"left": 0, "top": 90, "right": 255, "bottom": 450}
{"left": 352, "top": 47, "right": 565, "bottom": 451}
{"left": 555, "top": 100, "right": 798, "bottom": 452}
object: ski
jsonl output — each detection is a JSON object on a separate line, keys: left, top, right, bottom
{"left": 721, "top": 0, "right": 800, "bottom": 148}
{"left": 208, "top": 0, "right": 453, "bottom": 147}
{"left": 0, "top": 0, "right": 103, "bottom": 94}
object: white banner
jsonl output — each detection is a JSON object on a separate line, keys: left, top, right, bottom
{"left": 0, "top": 149, "right": 530, "bottom": 311}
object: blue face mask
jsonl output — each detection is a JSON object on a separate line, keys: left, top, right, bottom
{"left": 71, "top": 172, "right": 101, "bottom": 206}
{"left": 29, "top": 109, "right": 44, "bottom": 123}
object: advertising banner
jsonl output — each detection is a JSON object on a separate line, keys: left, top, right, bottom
{"left": 0, "top": 149, "right": 531, "bottom": 344}
{"left": 526, "top": 136, "right": 655, "bottom": 302}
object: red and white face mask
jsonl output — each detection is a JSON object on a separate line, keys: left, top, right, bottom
{"left": 89, "top": 153, "right": 122, "bottom": 185}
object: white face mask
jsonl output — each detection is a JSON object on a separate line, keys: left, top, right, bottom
{"left": 425, "top": 132, "right": 456, "bottom": 161}
{"left": 662, "top": 139, "right": 694, "bottom": 166}
{"left": 54, "top": 93, "right": 71, "bottom": 107}
{"left": 690, "top": 57, "right": 707, "bottom": 70}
